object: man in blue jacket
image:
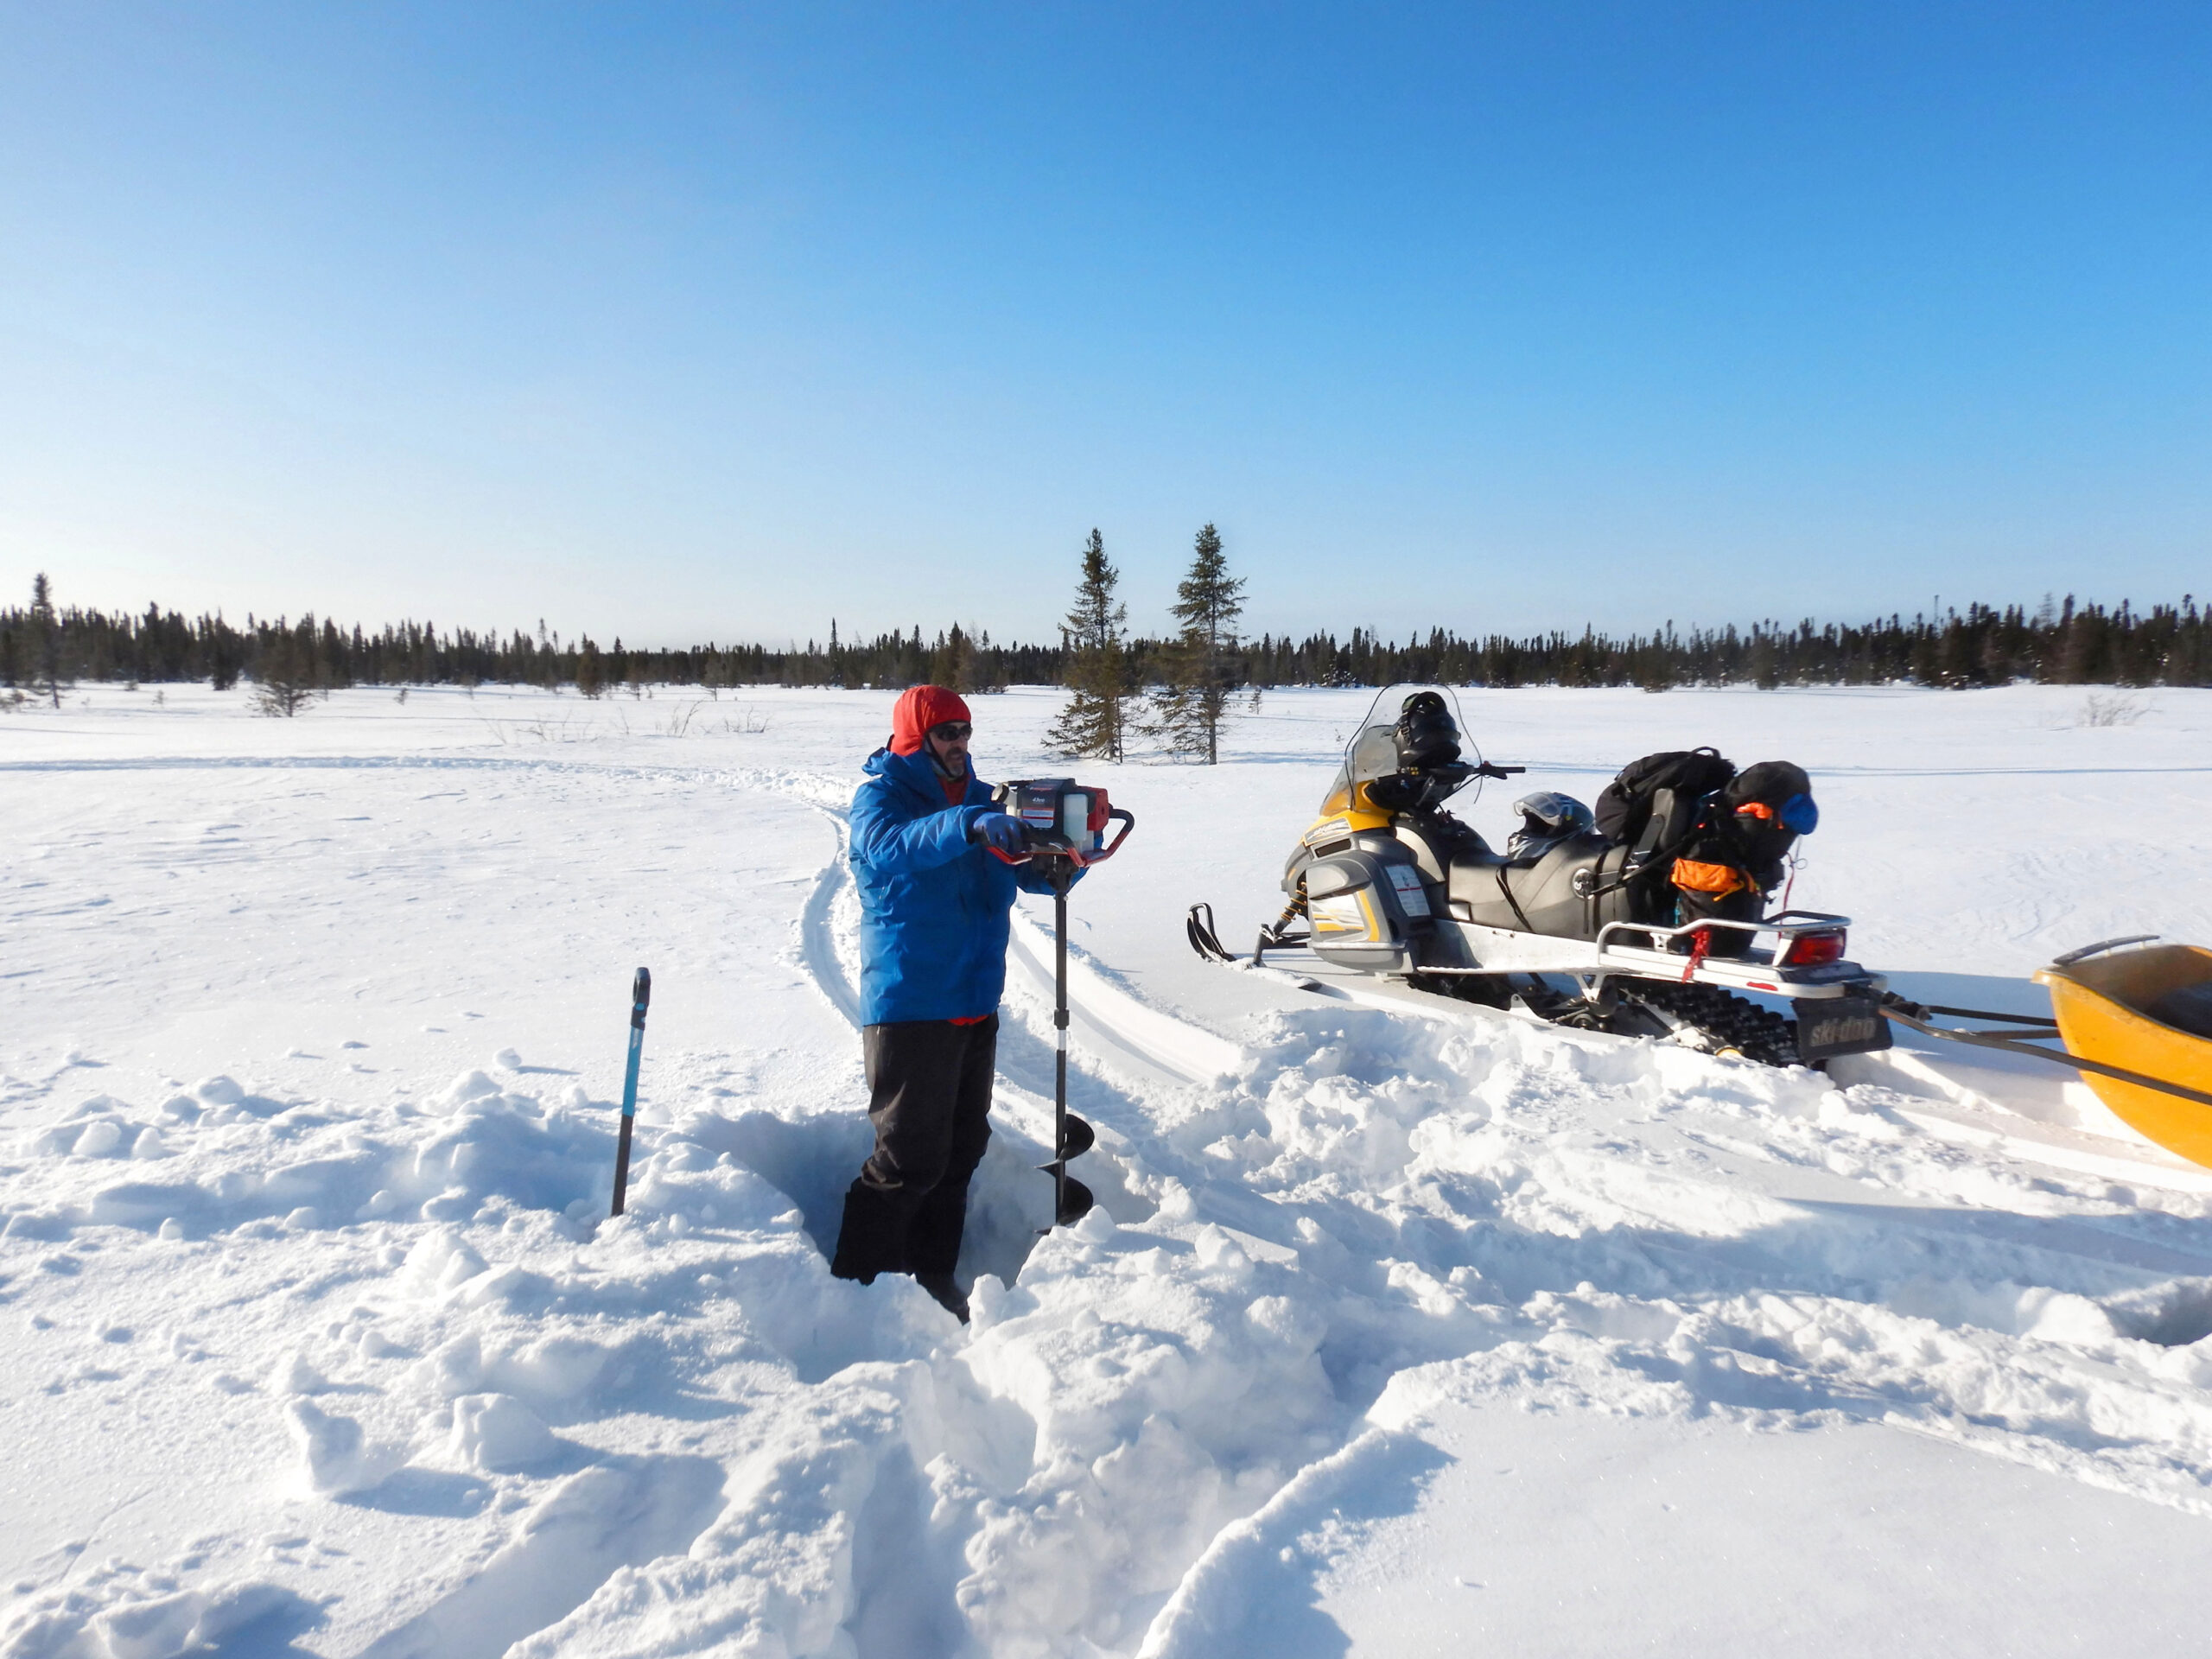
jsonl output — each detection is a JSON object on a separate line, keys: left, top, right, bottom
{"left": 830, "top": 684, "right": 1067, "bottom": 1322}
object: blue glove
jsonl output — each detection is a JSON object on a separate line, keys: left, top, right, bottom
{"left": 970, "top": 812, "right": 1027, "bottom": 854}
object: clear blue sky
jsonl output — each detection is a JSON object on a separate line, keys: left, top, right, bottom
{"left": 2, "top": 3, "right": 2205, "bottom": 648}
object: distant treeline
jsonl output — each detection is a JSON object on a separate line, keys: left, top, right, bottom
{"left": 3, "top": 593, "right": 2209, "bottom": 695}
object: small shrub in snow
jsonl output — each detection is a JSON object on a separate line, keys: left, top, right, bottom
{"left": 2079, "top": 690, "right": 2150, "bottom": 727}
{"left": 249, "top": 671, "right": 320, "bottom": 719}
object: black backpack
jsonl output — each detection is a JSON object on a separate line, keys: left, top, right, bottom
{"left": 1713, "top": 760, "right": 1814, "bottom": 880}
{"left": 1592, "top": 748, "right": 1738, "bottom": 848}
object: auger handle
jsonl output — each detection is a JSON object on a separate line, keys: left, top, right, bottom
{"left": 984, "top": 807, "right": 1135, "bottom": 868}
{"left": 1089, "top": 807, "right": 1135, "bottom": 863}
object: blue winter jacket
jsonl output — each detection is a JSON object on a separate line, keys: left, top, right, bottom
{"left": 849, "top": 747, "right": 1071, "bottom": 1025}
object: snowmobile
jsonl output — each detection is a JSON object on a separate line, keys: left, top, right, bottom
{"left": 1187, "top": 685, "right": 1891, "bottom": 1068}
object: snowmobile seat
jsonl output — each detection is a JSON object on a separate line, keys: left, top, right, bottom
{"left": 1390, "top": 810, "right": 1497, "bottom": 888}
{"left": 1448, "top": 830, "right": 1620, "bottom": 938}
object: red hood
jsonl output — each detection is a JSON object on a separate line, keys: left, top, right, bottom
{"left": 889, "top": 684, "right": 972, "bottom": 755}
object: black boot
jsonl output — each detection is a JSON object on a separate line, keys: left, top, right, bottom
{"left": 830, "top": 1180, "right": 906, "bottom": 1285}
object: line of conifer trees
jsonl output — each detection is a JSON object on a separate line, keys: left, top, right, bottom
{"left": 5, "top": 569, "right": 2209, "bottom": 710}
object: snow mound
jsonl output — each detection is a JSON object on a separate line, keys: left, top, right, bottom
{"left": 288, "top": 1400, "right": 402, "bottom": 1497}
{"left": 1, "top": 1573, "right": 313, "bottom": 1659}
{"left": 447, "top": 1392, "right": 559, "bottom": 1471}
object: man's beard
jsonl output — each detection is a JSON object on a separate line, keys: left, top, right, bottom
{"left": 932, "top": 747, "right": 968, "bottom": 779}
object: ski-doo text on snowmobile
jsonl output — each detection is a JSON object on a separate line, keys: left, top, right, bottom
{"left": 1188, "top": 685, "right": 1891, "bottom": 1068}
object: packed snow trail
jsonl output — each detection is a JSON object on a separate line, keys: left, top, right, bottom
{"left": 10, "top": 683, "right": 2212, "bottom": 1658}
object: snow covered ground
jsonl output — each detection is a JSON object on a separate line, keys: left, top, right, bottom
{"left": 7, "top": 678, "right": 2212, "bottom": 1657}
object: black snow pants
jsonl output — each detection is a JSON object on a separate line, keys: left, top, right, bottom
{"left": 829, "top": 1015, "right": 996, "bottom": 1283}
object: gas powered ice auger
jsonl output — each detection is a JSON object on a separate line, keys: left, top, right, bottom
{"left": 988, "top": 779, "right": 1135, "bottom": 1229}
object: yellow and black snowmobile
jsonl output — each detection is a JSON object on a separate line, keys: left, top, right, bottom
{"left": 1188, "top": 684, "right": 1891, "bottom": 1067}
{"left": 1190, "top": 685, "right": 2212, "bottom": 1163}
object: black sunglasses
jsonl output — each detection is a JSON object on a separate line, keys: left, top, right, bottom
{"left": 928, "top": 721, "right": 972, "bottom": 741}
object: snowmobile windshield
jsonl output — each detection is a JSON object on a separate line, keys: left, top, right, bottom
{"left": 1320, "top": 684, "right": 1484, "bottom": 815}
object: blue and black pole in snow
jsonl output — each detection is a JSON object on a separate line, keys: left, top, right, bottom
{"left": 610, "top": 966, "right": 651, "bottom": 1217}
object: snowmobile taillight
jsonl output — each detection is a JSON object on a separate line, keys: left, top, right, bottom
{"left": 1779, "top": 930, "right": 1846, "bottom": 968}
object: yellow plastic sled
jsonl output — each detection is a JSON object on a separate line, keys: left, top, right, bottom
{"left": 1880, "top": 937, "right": 2212, "bottom": 1168}
{"left": 2036, "top": 942, "right": 2212, "bottom": 1167}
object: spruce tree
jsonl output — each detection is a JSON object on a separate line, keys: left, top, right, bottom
{"left": 1046, "top": 529, "right": 1133, "bottom": 760}
{"left": 1149, "top": 523, "right": 1247, "bottom": 764}
{"left": 250, "top": 619, "right": 321, "bottom": 716}
{"left": 30, "top": 573, "right": 67, "bottom": 709}
{"left": 931, "top": 623, "right": 976, "bottom": 692}
{"left": 207, "top": 614, "right": 241, "bottom": 690}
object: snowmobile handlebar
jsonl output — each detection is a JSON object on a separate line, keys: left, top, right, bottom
{"left": 1474, "top": 762, "right": 1527, "bottom": 779}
